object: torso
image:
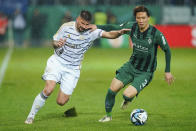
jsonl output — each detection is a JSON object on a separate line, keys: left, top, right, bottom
{"left": 129, "top": 23, "right": 158, "bottom": 72}
{"left": 53, "top": 21, "right": 102, "bottom": 68}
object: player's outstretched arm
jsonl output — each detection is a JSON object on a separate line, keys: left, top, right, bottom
{"left": 86, "top": 22, "right": 132, "bottom": 32}
{"left": 97, "top": 24, "right": 124, "bottom": 31}
{"left": 101, "top": 29, "right": 130, "bottom": 39}
{"left": 86, "top": 24, "right": 123, "bottom": 32}
{"left": 97, "top": 22, "right": 133, "bottom": 31}
{"left": 53, "top": 38, "right": 66, "bottom": 49}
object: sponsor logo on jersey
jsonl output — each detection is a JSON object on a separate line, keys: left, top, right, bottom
{"left": 133, "top": 43, "right": 148, "bottom": 52}
{"left": 148, "top": 38, "right": 152, "bottom": 44}
{"left": 79, "top": 35, "right": 84, "bottom": 40}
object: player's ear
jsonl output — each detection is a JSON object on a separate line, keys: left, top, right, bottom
{"left": 147, "top": 16, "right": 150, "bottom": 21}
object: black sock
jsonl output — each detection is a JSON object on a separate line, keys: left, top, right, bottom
{"left": 123, "top": 95, "right": 134, "bottom": 102}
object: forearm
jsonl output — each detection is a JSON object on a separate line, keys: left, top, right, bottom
{"left": 165, "top": 48, "right": 171, "bottom": 72}
{"left": 97, "top": 24, "right": 123, "bottom": 31}
{"left": 104, "top": 31, "right": 121, "bottom": 39}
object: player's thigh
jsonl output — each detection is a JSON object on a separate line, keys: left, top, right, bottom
{"left": 60, "top": 68, "right": 80, "bottom": 97}
{"left": 42, "top": 55, "right": 62, "bottom": 83}
{"left": 131, "top": 72, "right": 153, "bottom": 94}
{"left": 56, "top": 69, "right": 79, "bottom": 105}
{"left": 115, "top": 61, "right": 134, "bottom": 91}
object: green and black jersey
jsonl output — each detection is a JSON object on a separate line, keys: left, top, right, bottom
{"left": 97, "top": 22, "right": 171, "bottom": 73}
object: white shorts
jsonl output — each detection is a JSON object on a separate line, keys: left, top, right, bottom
{"left": 42, "top": 55, "right": 80, "bottom": 95}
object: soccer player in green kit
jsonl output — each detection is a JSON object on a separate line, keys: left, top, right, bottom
{"left": 87, "top": 5, "right": 174, "bottom": 122}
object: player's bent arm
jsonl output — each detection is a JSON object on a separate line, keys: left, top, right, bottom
{"left": 101, "top": 29, "right": 130, "bottom": 39}
{"left": 52, "top": 40, "right": 59, "bottom": 49}
{"left": 52, "top": 39, "right": 66, "bottom": 49}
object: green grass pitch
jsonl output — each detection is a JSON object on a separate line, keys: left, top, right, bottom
{"left": 0, "top": 47, "right": 196, "bottom": 131}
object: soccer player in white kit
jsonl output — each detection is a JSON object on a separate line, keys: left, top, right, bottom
{"left": 25, "top": 10, "right": 130, "bottom": 124}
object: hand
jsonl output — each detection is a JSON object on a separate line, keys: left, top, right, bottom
{"left": 119, "top": 29, "right": 131, "bottom": 35}
{"left": 165, "top": 72, "right": 174, "bottom": 85}
{"left": 85, "top": 24, "right": 97, "bottom": 32}
{"left": 54, "top": 38, "right": 66, "bottom": 48}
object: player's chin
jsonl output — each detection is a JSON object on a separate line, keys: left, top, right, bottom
{"left": 139, "top": 24, "right": 144, "bottom": 28}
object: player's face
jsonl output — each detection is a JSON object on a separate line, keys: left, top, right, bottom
{"left": 76, "top": 16, "right": 90, "bottom": 32}
{"left": 136, "top": 12, "right": 149, "bottom": 30}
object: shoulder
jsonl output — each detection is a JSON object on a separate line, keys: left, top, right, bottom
{"left": 60, "top": 21, "right": 75, "bottom": 29}
{"left": 61, "top": 21, "right": 75, "bottom": 27}
{"left": 150, "top": 26, "right": 166, "bottom": 42}
{"left": 148, "top": 25, "right": 163, "bottom": 38}
{"left": 150, "top": 25, "right": 163, "bottom": 35}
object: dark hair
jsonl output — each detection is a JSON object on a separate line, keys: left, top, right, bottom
{"left": 80, "top": 10, "right": 92, "bottom": 22}
{"left": 133, "top": 6, "right": 150, "bottom": 17}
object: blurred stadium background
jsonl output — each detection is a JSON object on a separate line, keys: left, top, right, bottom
{"left": 0, "top": 0, "right": 196, "bottom": 130}
{"left": 0, "top": 0, "right": 196, "bottom": 48}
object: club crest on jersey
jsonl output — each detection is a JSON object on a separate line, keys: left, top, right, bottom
{"left": 79, "top": 35, "right": 84, "bottom": 40}
{"left": 148, "top": 38, "right": 152, "bottom": 44}
{"left": 67, "top": 34, "right": 71, "bottom": 38}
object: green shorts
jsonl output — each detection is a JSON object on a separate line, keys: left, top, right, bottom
{"left": 115, "top": 61, "right": 153, "bottom": 93}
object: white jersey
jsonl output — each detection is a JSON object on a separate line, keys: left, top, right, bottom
{"left": 53, "top": 21, "right": 103, "bottom": 69}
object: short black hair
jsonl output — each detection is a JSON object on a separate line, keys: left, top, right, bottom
{"left": 80, "top": 10, "right": 92, "bottom": 22}
{"left": 133, "top": 6, "right": 150, "bottom": 17}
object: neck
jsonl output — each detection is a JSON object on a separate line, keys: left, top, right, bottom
{"left": 139, "top": 24, "right": 149, "bottom": 32}
{"left": 75, "top": 21, "right": 80, "bottom": 33}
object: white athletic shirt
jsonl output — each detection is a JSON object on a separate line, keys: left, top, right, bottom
{"left": 53, "top": 21, "right": 103, "bottom": 69}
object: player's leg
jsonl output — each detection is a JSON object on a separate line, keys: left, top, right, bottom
{"left": 25, "top": 55, "right": 61, "bottom": 124}
{"left": 99, "top": 78, "right": 124, "bottom": 122}
{"left": 121, "top": 85, "right": 137, "bottom": 109}
{"left": 106, "top": 78, "right": 124, "bottom": 114}
{"left": 121, "top": 72, "right": 153, "bottom": 109}
{"left": 99, "top": 62, "right": 133, "bottom": 122}
{"left": 56, "top": 66, "right": 80, "bottom": 106}
{"left": 56, "top": 89, "right": 70, "bottom": 106}
{"left": 25, "top": 80, "right": 56, "bottom": 124}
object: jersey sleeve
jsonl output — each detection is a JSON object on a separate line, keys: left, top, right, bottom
{"left": 156, "top": 31, "right": 171, "bottom": 72}
{"left": 91, "top": 29, "right": 104, "bottom": 41}
{"left": 97, "top": 21, "right": 133, "bottom": 32}
{"left": 53, "top": 25, "right": 66, "bottom": 41}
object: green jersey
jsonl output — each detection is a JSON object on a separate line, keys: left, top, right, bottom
{"left": 97, "top": 22, "right": 171, "bottom": 73}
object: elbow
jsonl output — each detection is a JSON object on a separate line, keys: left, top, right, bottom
{"left": 52, "top": 42, "right": 58, "bottom": 49}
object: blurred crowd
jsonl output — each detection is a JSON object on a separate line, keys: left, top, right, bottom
{"left": 0, "top": 0, "right": 196, "bottom": 47}
{"left": 0, "top": 7, "right": 117, "bottom": 47}
{"left": 29, "top": 0, "right": 196, "bottom": 6}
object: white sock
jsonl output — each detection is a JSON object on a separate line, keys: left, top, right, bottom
{"left": 27, "top": 92, "right": 48, "bottom": 119}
